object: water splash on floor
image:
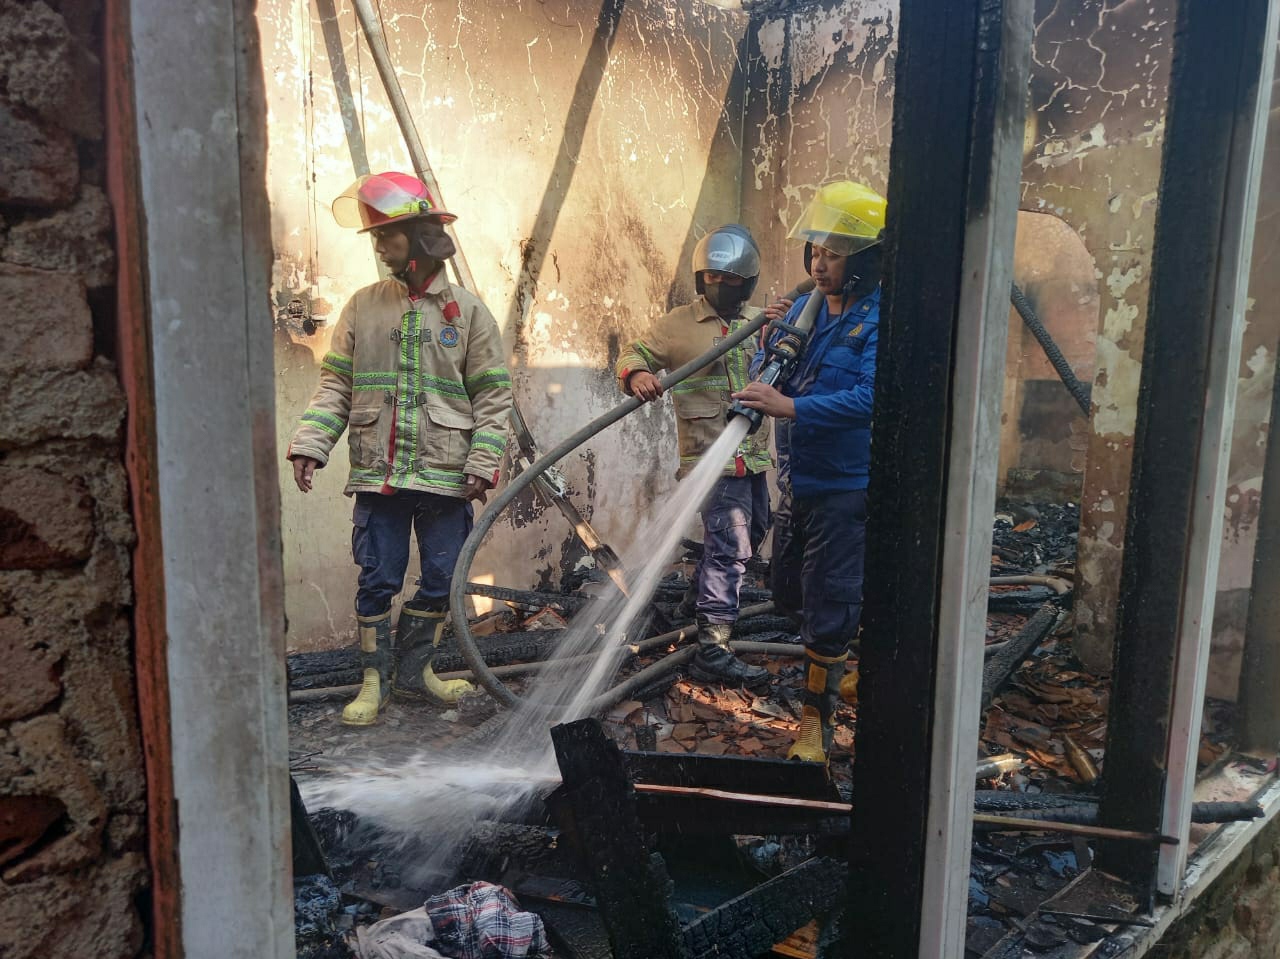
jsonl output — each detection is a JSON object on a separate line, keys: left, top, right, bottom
{"left": 300, "top": 418, "right": 753, "bottom": 889}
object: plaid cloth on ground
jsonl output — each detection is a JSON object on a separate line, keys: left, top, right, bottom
{"left": 424, "top": 882, "right": 551, "bottom": 959}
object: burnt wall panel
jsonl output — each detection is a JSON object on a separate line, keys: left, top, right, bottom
{"left": 260, "top": 0, "right": 749, "bottom": 647}
{"left": 739, "top": 0, "right": 1170, "bottom": 672}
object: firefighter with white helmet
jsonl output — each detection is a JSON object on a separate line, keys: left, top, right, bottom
{"left": 734, "top": 180, "right": 887, "bottom": 762}
{"left": 616, "top": 224, "right": 773, "bottom": 688}
{"left": 288, "top": 172, "right": 513, "bottom": 726}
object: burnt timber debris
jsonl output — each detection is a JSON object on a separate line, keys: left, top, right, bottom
{"left": 288, "top": 504, "right": 1271, "bottom": 957}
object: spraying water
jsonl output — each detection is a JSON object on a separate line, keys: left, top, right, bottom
{"left": 300, "top": 418, "right": 754, "bottom": 889}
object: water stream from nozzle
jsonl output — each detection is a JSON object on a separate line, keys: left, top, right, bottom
{"left": 300, "top": 418, "right": 755, "bottom": 888}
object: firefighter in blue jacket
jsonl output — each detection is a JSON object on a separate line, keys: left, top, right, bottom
{"left": 733, "top": 180, "right": 886, "bottom": 763}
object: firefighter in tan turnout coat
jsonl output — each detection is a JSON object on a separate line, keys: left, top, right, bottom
{"left": 288, "top": 172, "right": 513, "bottom": 726}
{"left": 616, "top": 224, "right": 773, "bottom": 688}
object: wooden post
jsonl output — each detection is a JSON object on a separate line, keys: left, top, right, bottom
{"left": 1095, "top": 0, "right": 1278, "bottom": 898}
{"left": 846, "top": 0, "right": 1032, "bottom": 955}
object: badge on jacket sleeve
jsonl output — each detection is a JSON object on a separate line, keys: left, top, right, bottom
{"left": 848, "top": 323, "right": 864, "bottom": 339}
{"left": 439, "top": 325, "right": 460, "bottom": 347}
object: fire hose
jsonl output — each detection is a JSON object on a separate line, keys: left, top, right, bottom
{"left": 450, "top": 294, "right": 827, "bottom": 714}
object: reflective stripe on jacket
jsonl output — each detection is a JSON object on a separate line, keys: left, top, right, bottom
{"left": 288, "top": 271, "right": 513, "bottom": 498}
{"left": 616, "top": 296, "right": 772, "bottom": 480}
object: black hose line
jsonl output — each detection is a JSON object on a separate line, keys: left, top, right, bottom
{"left": 1010, "top": 282, "right": 1092, "bottom": 417}
{"left": 449, "top": 312, "right": 772, "bottom": 715}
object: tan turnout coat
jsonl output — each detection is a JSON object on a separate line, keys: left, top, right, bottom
{"left": 616, "top": 296, "right": 772, "bottom": 479}
{"left": 288, "top": 271, "right": 512, "bottom": 498}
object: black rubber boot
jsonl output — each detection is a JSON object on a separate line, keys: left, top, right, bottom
{"left": 677, "top": 580, "right": 698, "bottom": 619}
{"left": 689, "top": 623, "right": 769, "bottom": 688}
{"left": 393, "top": 606, "right": 475, "bottom": 705}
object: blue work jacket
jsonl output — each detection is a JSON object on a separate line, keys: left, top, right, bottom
{"left": 753, "top": 287, "right": 879, "bottom": 498}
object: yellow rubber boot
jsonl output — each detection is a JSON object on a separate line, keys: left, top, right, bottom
{"left": 342, "top": 612, "right": 394, "bottom": 726}
{"left": 839, "top": 664, "right": 859, "bottom": 706}
{"left": 394, "top": 606, "right": 476, "bottom": 706}
{"left": 423, "top": 664, "right": 474, "bottom": 705}
{"left": 788, "top": 650, "right": 848, "bottom": 763}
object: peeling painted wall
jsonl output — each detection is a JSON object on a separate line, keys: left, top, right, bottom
{"left": 738, "top": 0, "right": 1157, "bottom": 609}
{"left": 263, "top": 0, "right": 1276, "bottom": 692}
{"left": 260, "top": 0, "right": 750, "bottom": 648}
{"left": 738, "top": 0, "right": 897, "bottom": 302}
{"left": 738, "top": 3, "right": 1104, "bottom": 504}
{"left": 1207, "top": 71, "right": 1280, "bottom": 701}
{"left": 1019, "top": 0, "right": 1172, "bottom": 674}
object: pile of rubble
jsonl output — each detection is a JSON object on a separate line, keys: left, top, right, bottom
{"left": 286, "top": 502, "right": 1266, "bottom": 958}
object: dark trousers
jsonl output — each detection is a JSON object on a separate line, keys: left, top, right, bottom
{"left": 771, "top": 488, "right": 867, "bottom": 658}
{"left": 693, "top": 474, "right": 771, "bottom": 625}
{"left": 351, "top": 491, "right": 474, "bottom": 617}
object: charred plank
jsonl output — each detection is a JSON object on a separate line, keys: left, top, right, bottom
{"left": 980, "top": 605, "right": 1059, "bottom": 709}
{"left": 622, "top": 750, "right": 839, "bottom": 801}
{"left": 550, "top": 719, "right": 688, "bottom": 959}
{"left": 681, "top": 857, "right": 844, "bottom": 959}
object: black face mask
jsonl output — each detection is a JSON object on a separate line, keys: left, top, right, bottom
{"left": 704, "top": 280, "right": 748, "bottom": 316}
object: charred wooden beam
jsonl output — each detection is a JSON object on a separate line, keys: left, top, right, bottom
{"left": 980, "top": 605, "right": 1060, "bottom": 709}
{"left": 849, "top": 0, "right": 1032, "bottom": 954}
{"left": 549, "top": 719, "right": 688, "bottom": 959}
{"left": 289, "top": 775, "right": 330, "bottom": 879}
{"left": 633, "top": 794, "right": 846, "bottom": 838}
{"left": 681, "top": 857, "right": 845, "bottom": 959}
{"left": 622, "top": 750, "right": 839, "bottom": 801}
{"left": 464, "top": 581, "right": 586, "bottom": 612}
{"left": 1097, "top": 0, "right": 1278, "bottom": 895}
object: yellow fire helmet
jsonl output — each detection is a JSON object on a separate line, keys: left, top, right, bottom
{"left": 786, "top": 180, "right": 887, "bottom": 257}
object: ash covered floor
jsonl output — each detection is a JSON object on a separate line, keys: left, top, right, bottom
{"left": 286, "top": 502, "right": 1272, "bottom": 958}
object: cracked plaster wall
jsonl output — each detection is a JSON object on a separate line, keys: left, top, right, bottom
{"left": 738, "top": 2, "right": 1101, "bottom": 505}
{"left": 737, "top": 0, "right": 1163, "bottom": 674}
{"left": 260, "top": 0, "right": 750, "bottom": 648}
{"left": 0, "top": 0, "right": 148, "bottom": 956}
{"left": 263, "top": 0, "right": 1279, "bottom": 697}
{"left": 1020, "top": 0, "right": 1173, "bottom": 675}
{"left": 739, "top": 0, "right": 1280, "bottom": 689}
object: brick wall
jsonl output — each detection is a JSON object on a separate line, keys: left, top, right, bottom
{"left": 0, "top": 1, "right": 149, "bottom": 956}
{"left": 1158, "top": 816, "right": 1280, "bottom": 958}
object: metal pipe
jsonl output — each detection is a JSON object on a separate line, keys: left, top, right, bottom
{"left": 631, "top": 784, "right": 1177, "bottom": 844}
{"left": 989, "top": 574, "right": 1072, "bottom": 596}
{"left": 629, "top": 602, "right": 776, "bottom": 653}
{"left": 350, "top": 0, "right": 475, "bottom": 290}
{"left": 973, "top": 815, "right": 1177, "bottom": 845}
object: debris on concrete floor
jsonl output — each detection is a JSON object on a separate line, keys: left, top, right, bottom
{"left": 287, "top": 503, "right": 1268, "bottom": 958}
